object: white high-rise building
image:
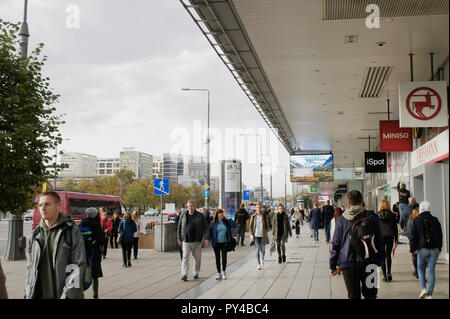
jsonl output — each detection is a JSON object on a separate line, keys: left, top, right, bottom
{"left": 120, "top": 151, "right": 153, "bottom": 179}
{"left": 153, "top": 156, "right": 163, "bottom": 179}
{"left": 60, "top": 152, "right": 97, "bottom": 177}
{"left": 97, "top": 158, "right": 120, "bottom": 176}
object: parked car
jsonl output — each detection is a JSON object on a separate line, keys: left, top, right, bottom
{"left": 23, "top": 210, "right": 33, "bottom": 221}
{"left": 144, "top": 209, "right": 159, "bottom": 217}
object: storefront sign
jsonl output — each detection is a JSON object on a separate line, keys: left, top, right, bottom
{"left": 411, "top": 129, "right": 449, "bottom": 169}
{"left": 399, "top": 81, "right": 448, "bottom": 127}
{"left": 379, "top": 120, "right": 413, "bottom": 152}
{"left": 365, "top": 152, "right": 387, "bottom": 173}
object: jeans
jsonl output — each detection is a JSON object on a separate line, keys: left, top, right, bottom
{"left": 417, "top": 248, "right": 439, "bottom": 296}
{"left": 213, "top": 242, "right": 228, "bottom": 273}
{"left": 324, "top": 222, "right": 331, "bottom": 242}
{"left": 342, "top": 265, "right": 378, "bottom": 299}
{"left": 312, "top": 229, "right": 319, "bottom": 241}
{"left": 381, "top": 236, "right": 394, "bottom": 277}
{"left": 237, "top": 224, "right": 246, "bottom": 245}
{"left": 121, "top": 242, "right": 132, "bottom": 265}
{"left": 181, "top": 241, "right": 202, "bottom": 277}
{"left": 254, "top": 237, "right": 265, "bottom": 265}
{"left": 398, "top": 203, "right": 408, "bottom": 221}
{"left": 133, "top": 237, "right": 139, "bottom": 259}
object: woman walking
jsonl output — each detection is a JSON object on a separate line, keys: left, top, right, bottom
{"left": 131, "top": 211, "right": 141, "bottom": 259}
{"left": 100, "top": 209, "right": 113, "bottom": 258}
{"left": 272, "top": 204, "right": 292, "bottom": 263}
{"left": 209, "top": 209, "right": 237, "bottom": 280}
{"left": 401, "top": 207, "right": 420, "bottom": 278}
{"left": 329, "top": 207, "right": 343, "bottom": 275}
{"left": 110, "top": 211, "right": 121, "bottom": 249}
{"left": 293, "top": 207, "right": 304, "bottom": 238}
{"left": 80, "top": 207, "right": 104, "bottom": 299}
{"left": 376, "top": 200, "right": 398, "bottom": 282}
{"left": 249, "top": 202, "right": 270, "bottom": 270}
{"left": 118, "top": 212, "right": 137, "bottom": 268}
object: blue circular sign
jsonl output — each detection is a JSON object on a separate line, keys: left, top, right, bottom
{"left": 203, "top": 190, "right": 210, "bottom": 197}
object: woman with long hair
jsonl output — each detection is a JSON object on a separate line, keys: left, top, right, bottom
{"left": 131, "top": 211, "right": 141, "bottom": 259}
{"left": 118, "top": 211, "right": 137, "bottom": 268}
{"left": 272, "top": 204, "right": 292, "bottom": 263}
{"left": 249, "top": 202, "right": 270, "bottom": 270}
{"left": 293, "top": 207, "right": 304, "bottom": 238}
{"left": 209, "top": 209, "right": 237, "bottom": 280}
{"left": 329, "top": 207, "right": 343, "bottom": 275}
{"left": 376, "top": 199, "right": 398, "bottom": 282}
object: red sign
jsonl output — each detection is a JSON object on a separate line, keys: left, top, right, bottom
{"left": 406, "top": 87, "right": 442, "bottom": 121}
{"left": 379, "top": 120, "right": 413, "bottom": 152}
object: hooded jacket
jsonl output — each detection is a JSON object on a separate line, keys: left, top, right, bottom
{"left": 24, "top": 213, "right": 86, "bottom": 299}
{"left": 330, "top": 206, "right": 385, "bottom": 270}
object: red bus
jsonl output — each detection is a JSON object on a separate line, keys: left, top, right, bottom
{"left": 32, "top": 191, "right": 123, "bottom": 230}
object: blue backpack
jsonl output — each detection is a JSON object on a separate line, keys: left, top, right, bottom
{"left": 66, "top": 225, "right": 94, "bottom": 291}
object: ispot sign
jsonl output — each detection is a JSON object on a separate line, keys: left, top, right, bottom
{"left": 379, "top": 120, "right": 412, "bottom": 152}
{"left": 365, "top": 152, "right": 387, "bottom": 173}
{"left": 399, "top": 81, "right": 448, "bottom": 127}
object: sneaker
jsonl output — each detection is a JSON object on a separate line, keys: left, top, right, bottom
{"left": 221, "top": 271, "right": 227, "bottom": 280}
{"left": 278, "top": 257, "right": 282, "bottom": 264}
{"left": 257, "top": 264, "right": 262, "bottom": 270}
{"left": 127, "top": 261, "right": 132, "bottom": 267}
{"left": 193, "top": 273, "right": 199, "bottom": 280}
{"left": 282, "top": 255, "right": 286, "bottom": 263}
{"left": 387, "top": 274, "right": 392, "bottom": 282}
{"left": 181, "top": 276, "right": 187, "bottom": 281}
{"left": 216, "top": 273, "right": 222, "bottom": 280}
{"left": 426, "top": 295, "right": 432, "bottom": 299}
{"left": 122, "top": 264, "right": 127, "bottom": 268}
{"left": 413, "top": 271, "right": 419, "bottom": 279}
{"left": 419, "top": 289, "right": 428, "bottom": 299}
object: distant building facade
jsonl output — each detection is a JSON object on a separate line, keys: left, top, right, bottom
{"left": 120, "top": 151, "right": 153, "bottom": 179}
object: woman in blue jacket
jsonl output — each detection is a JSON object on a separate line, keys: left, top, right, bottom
{"left": 118, "top": 212, "right": 137, "bottom": 268}
{"left": 209, "top": 209, "right": 237, "bottom": 280}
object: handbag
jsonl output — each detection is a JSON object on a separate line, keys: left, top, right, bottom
{"left": 227, "top": 237, "right": 237, "bottom": 252}
{"left": 117, "top": 228, "right": 124, "bottom": 245}
{"left": 269, "top": 241, "right": 276, "bottom": 256}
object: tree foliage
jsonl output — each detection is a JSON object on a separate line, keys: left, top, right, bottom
{"left": 0, "top": 20, "right": 64, "bottom": 214}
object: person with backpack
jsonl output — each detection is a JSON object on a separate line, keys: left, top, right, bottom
{"left": 118, "top": 212, "right": 137, "bottom": 268}
{"left": 110, "top": 211, "right": 121, "bottom": 249}
{"left": 80, "top": 207, "right": 104, "bottom": 299}
{"left": 409, "top": 201, "right": 443, "bottom": 299}
{"left": 209, "top": 209, "right": 237, "bottom": 280}
{"left": 376, "top": 200, "right": 398, "bottom": 282}
{"left": 234, "top": 204, "right": 250, "bottom": 246}
{"left": 329, "top": 190, "right": 385, "bottom": 299}
{"left": 271, "top": 204, "right": 292, "bottom": 263}
{"left": 25, "top": 191, "right": 86, "bottom": 299}
{"left": 400, "top": 207, "right": 420, "bottom": 279}
{"left": 100, "top": 208, "right": 113, "bottom": 259}
{"left": 249, "top": 202, "right": 270, "bottom": 270}
{"left": 308, "top": 203, "right": 322, "bottom": 244}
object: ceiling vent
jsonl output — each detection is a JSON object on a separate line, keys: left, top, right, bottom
{"left": 323, "top": 0, "right": 449, "bottom": 20}
{"left": 359, "top": 66, "right": 392, "bottom": 98}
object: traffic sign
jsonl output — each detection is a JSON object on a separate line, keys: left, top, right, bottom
{"left": 243, "top": 190, "right": 250, "bottom": 201}
{"left": 310, "top": 185, "right": 317, "bottom": 193}
{"left": 43, "top": 183, "right": 47, "bottom": 192}
{"left": 154, "top": 179, "right": 170, "bottom": 195}
{"left": 204, "top": 184, "right": 209, "bottom": 189}
{"left": 203, "top": 190, "right": 210, "bottom": 197}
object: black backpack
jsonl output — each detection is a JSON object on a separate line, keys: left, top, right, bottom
{"left": 421, "top": 217, "right": 441, "bottom": 249}
{"left": 349, "top": 211, "right": 379, "bottom": 260}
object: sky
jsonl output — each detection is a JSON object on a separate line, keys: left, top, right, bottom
{"left": 0, "top": 0, "right": 293, "bottom": 197}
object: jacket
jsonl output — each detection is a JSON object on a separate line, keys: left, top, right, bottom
{"left": 234, "top": 209, "right": 250, "bottom": 225}
{"left": 177, "top": 210, "right": 209, "bottom": 243}
{"left": 118, "top": 219, "right": 137, "bottom": 244}
{"left": 399, "top": 202, "right": 418, "bottom": 231}
{"left": 322, "top": 205, "right": 334, "bottom": 225}
{"left": 209, "top": 219, "right": 237, "bottom": 248}
{"left": 271, "top": 212, "right": 292, "bottom": 242}
{"left": 249, "top": 213, "right": 270, "bottom": 245}
{"left": 329, "top": 209, "right": 385, "bottom": 270}
{"left": 80, "top": 216, "right": 104, "bottom": 279}
{"left": 100, "top": 217, "right": 113, "bottom": 234}
{"left": 308, "top": 208, "right": 322, "bottom": 229}
{"left": 292, "top": 212, "right": 304, "bottom": 226}
{"left": 24, "top": 213, "right": 86, "bottom": 299}
{"left": 111, "top": 217, "right": 121, "bottom": 234}
{"left": 409, "top": 211, "right": 443, "bottom": 253}
{"left": 376, "top": 209, "right": 398, "bottom": 240}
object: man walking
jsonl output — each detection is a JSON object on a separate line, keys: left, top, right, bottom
{"left": 25, "top": 191, "right": 86, "bottom": 299}
{"left": 235, "top": 203, "right": 250, "bottom": 246}
{"left": 308, "top": 203, "right": 322, "bottom": 243}
{"left": 177, "top": 200, "right": 209, "bottom": 281}
{"left": 322, "top": 200, "right": 334, "bottom": 244}
{"left": 330, "top": 190, "right": 385, "bottom": 299}
{"left": 397, "top": 181, "right": 411, "bottom": 221}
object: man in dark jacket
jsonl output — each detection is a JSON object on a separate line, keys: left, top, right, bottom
{"left": 110, "top": 211, "right": 121, "bottom": 249}
{"left": 322, "top": 201, "right": 335, "bottom": 244}
{"left": 399, "top": 197, "right": 418, "bottom": 231}
{"left": 330, "top": 190, "right": 385, "bottom": 299}
{"left": 177, "top": 200, "right": 209, "bottom": 281}
{"left": 397, "top": 181, "right": 410, "bottom": 220}
{"left": 308, "top": 203, "right": 322, "bottom": 243}
{"left": 409, "top": 201, "right": 443, "bottom": 299}
{"left": 234, "top": 204, "right": 250, "bottom": 246}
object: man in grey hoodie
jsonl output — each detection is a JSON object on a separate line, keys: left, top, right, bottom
{"left": 24, "top": 191, "right": 86, "bottom": 299}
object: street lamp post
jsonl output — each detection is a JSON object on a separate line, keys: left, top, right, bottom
{"left": 241, "top": 133, "right": 263, "bottom": 203}
{"left": 181, "top": 88, "right": 210, "bottom": 211}
{"left": 54, "top": 138, "right": 70, "bottom": 190}
{"left": 277, "top": 166, "right": 287, "bottom": 208}
{"left": 19, "top": 0, "right": 29, "bottom": 59}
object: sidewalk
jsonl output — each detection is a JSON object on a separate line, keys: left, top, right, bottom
{"left": 2, "top": 226, "right": 449, "bottom": 299}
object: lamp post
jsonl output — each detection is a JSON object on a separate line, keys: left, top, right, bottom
{"left": 181, "top": 88, "right": 210, "bottom": 211}
{"left": 19, "top": 0, "right": 29, "bottom": 59}
{"left": 241, "top": 133, "right": 263, "bottom": 203}
{"left": 262, "top": 154, "right": 272, "bottom": 206}
{"left": 277, "top": 166, "right": 287, "bottom": 208}
{"left": 54, "top": 138, "right": 70, "bottom": 190}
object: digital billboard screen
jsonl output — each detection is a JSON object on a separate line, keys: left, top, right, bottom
{"left": 290, "top": 154, "right": 334, "bottom": 182}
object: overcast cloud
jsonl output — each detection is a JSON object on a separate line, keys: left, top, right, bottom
{"left": 0, "top": 0, "right": 292, "bottom": 197}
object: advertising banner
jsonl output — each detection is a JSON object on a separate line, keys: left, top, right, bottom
{"left": 224, "top": 161, "right": 241, "bottom": 193}
{"left": 399, "top": 81, "right": 448, "bottom": 127}
{"left": 379, "top": 120, "right": 413, "bottom": 152}
{"left": 290, "top": 154, "right": 334, "bottom": 182}
{"left": 365, "top": 152, "right": 387, "bottom": 173}
{"left": 411, "top": 129, "right": 449, "bottom": 169}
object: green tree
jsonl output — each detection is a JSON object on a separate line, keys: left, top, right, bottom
{"left": 123, "top": 181, "right": 147, "bottom": 207}
{"left": 0, "top": 20, "right": 64, "bottom": 260}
